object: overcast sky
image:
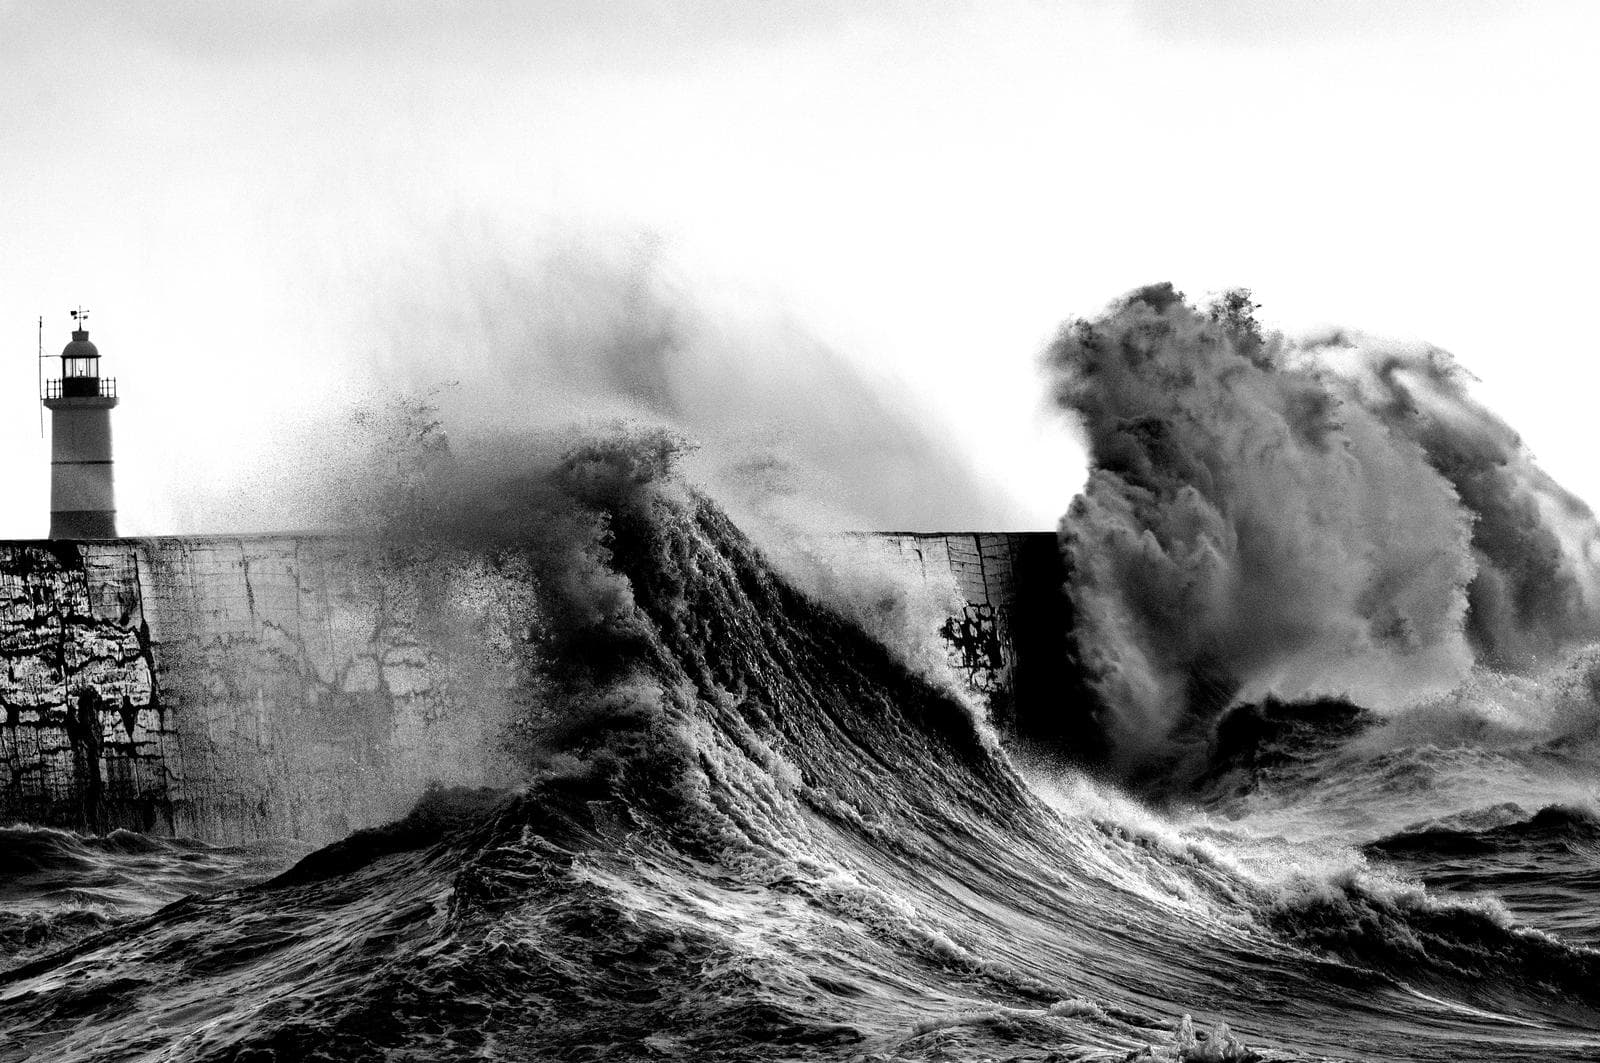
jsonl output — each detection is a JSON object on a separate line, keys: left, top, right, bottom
{"left": 2, "top": 1, "right": 1597, "bottom": 536}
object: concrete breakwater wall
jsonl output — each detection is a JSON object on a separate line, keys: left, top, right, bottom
{"left": 0, "top": 532, "right": 1072, "bottom": 844}
{"left": 0, "top": 537, "right": 525, "bottom": 844}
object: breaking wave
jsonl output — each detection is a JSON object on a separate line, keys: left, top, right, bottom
{"left": 2, "top": 432, "right": 1596, "bottom": 1061}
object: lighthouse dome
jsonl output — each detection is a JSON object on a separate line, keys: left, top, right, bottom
{"left": 61, "top": 330, "right": 98, "bottom": 360}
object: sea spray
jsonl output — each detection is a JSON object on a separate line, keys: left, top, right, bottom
{"left": 1046, "top": 284, "right": 1600, "bottom": 778}
{"left": 1313, "top": 335, "right": 1600, "bottom": 666}
{"left": 1045, "top": 284, "right": 1474, "bottom": 772}
{"left": 186, "top": 229, "right": 1029, "bottom": 537}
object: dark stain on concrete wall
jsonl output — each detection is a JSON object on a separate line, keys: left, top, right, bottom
{"left": 0, "top": 542, "right": 168, "bottom": 834}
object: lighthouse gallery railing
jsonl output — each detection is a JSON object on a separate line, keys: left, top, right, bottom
{"left": 43, "top": 378, "right": 117, "bottom": 400}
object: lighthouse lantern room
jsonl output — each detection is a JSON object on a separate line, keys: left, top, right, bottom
{"left": 41, "top": 309, "right": 119, "bottom": 539}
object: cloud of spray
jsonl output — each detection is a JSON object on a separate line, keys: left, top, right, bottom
{"left": 357, "top": 225, "right": 1027, "bottom": 534}
{"left": 1307, "top": 335, "right": 1600, "bottom": 667}
{"left": 168, "top": 224, "right": 1028, "bottom": 537}
{"left": 1044, "top": 283, "right": 1600, "bottom": 773}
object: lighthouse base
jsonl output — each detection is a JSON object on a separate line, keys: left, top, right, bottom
{"left": 50, "top": 510, "right": 117, "bottom": 539}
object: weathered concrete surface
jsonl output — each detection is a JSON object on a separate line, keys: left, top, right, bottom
{"left": 0, "top": 531, "right": 1081, "bottom": 844}
{"left": 0, "top": 543, "right": 160, "bottom": 832}
{"left": 1, "top": 537, "right": 524, "bottom": 845}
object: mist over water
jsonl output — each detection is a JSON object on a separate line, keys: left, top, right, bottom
{"left": 193, "top": 228, "right": 1035, "bottom": 539}
{"left": 1046, "top": 283, "right": 1600, "bottom": 774}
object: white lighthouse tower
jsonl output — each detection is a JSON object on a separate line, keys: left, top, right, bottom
{"left": 42, "top": 309, "right": 119, "bottom": 539}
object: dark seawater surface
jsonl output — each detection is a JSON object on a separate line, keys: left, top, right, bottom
{"left": 0, "top": 826, "right": 304, "bottom": 975}
{"left": 2, "top": 447, "right": 1598, "bottom": 1062}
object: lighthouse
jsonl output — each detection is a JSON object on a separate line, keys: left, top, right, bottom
{"left": 42, "top": 309, "right": 119, "bottom": 539}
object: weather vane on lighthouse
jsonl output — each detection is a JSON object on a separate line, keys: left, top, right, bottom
{"left": 40, "top": 308, "right": 120, "bottom": 539}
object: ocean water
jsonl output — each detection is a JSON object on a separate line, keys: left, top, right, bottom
{"left": 2, "top": 451, "right": 1596, "bottom": 1063}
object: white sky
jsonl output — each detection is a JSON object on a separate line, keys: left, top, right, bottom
{"left": 2, "top": 1, "right": 1597, "bottom": 536}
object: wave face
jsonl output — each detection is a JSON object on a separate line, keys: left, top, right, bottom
{"left": 2, "top": 436, "right": 1596, "bottom": 1062}
{"left": 1366, "top": 804, "right": 1600, "bottom": 950}
{"left": 1043, "top": 285, "right": 1600, "bottom": 776}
